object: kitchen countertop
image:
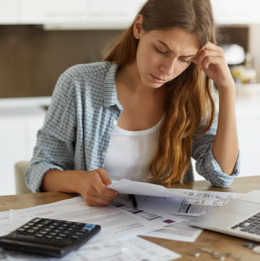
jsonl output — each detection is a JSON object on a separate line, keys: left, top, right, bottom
{"left": 0, "top": 96, "right": 259, "bottom": 117}
{"left": 0, "top": 97, "right": 52, "bottom": 109}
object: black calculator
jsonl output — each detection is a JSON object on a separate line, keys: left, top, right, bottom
{"left": 0, "top": 218, "right": 101, "bottom": 257}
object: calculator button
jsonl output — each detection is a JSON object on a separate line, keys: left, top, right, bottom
{"left": 71, "top": 235, "right": 79, "bottom": 240}
{"left": 76, "top": 224, "right": 83, "bottom": 228}
{"left": 27, "top": 230, "right": 36, "bottom": 234}
{"left": 49, "top": 233, "right": 57, "bottom": 236}
{"left": 42, "top": 220, "right": 52, "bottom": 225}
{"left": 31, "top": 226, "right": 39, "bottom": 229}
{"left": 35, "top": 224, "right": 44, "bottom": 227}
{"left": 54, "top": 229, "right": 61, "bottom": 233}
{"left": 82, "top": 224, "right": 95, "bottom": 230}
{"left": 55, "top": 236, "right": 62, "bottom": 240}
{"left": 35, "top": 234, "right": 44, "bottom": 238}
{"left": 53, "top": 222, "right": 60, "bottom": 226}
{"left": 23, "top": 225, "right": 30, "bottom": 229}
{"left": 17, "top": 228, "right": 26, "bottom": 232}
{"left": 49, "top": 226, "right": 55, "bottom": 229}
{"left": 40, "top": 231, "right": 48, "bottom": 235}
{"left": 75, "top": 232, "right": 83, "bottom": 236}
{"left": 59, "top": 233, "right": 67, "bottom": 237}
{"left": 43, "top": 228, "right": 51, "bottom": 231}
{"left": 81, "top": 225, "right": 95, "bottom": 232}
{"left": 45, "top": 235, "right": 53, "bottom": 239}
{"left": 32, "top": 218, "right": 42, "bottom": 223}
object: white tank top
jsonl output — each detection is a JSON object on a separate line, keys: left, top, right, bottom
{"left": 104, "top": 116, "right": 164, "bottom": 182}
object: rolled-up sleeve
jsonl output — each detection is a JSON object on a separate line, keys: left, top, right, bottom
{"left": 192, "top": 114, "right": 240, "bottom": 188}
{"left": 25, "top": 71, "right": 77, "bottom": 193}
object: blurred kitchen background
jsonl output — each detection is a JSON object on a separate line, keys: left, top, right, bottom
{"left": 0, "top": 0, "right": 260, "bottom": 196}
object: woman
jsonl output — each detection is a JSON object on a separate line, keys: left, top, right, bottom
{"left": 26, "top": 0, "right": 240, "bottom": 206}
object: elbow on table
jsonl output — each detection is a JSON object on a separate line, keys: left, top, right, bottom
{"left": 209, "top": 176, "right": 236, "bottom": 188}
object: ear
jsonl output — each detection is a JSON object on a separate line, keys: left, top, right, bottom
{"left": 133, "top": 14, "right": 144, "bottom": 40}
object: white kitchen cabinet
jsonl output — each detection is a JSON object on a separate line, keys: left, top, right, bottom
{"left": 236, "top": 99, "right": 260, "bottom": 177}
{"left": 90, "top": 0, "right": 145, "bottom": 23}
{"left": 19, "top": 0, "right": 89, "bottom": 24}
{"left": 211, "top": 0, "right": 260, "bottom": 24}
{"left": 0, "top": 0, "right": 259, "bottom": 27}
{"left": 0, "top": 0, "right": 17, "bottom": 24}
{"left": 44, "top": 0, "right": 146, "bottom": 29}
{"left": 0, "top": 107, "right": 46, "bottom": 196}
{"left": 0, "top": 117, "right": 25, "bottom": 195}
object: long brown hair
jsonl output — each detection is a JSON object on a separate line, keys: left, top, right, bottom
{"left": 104, "top": 0, "right": 216, "bottom": 185}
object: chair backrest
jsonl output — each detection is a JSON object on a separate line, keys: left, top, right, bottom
{"left": 14, "top": 161, "right": 32, "bottom": 194}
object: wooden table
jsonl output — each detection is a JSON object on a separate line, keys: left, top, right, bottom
{"left": 1, "top": 176, "right": 260, "bottom": 260}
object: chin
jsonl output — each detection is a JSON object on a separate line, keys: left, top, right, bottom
{"left": 146, "top": 80, "right": 163, "bottom": 88}
{"left": 142, "top": 74, "right": 164, "bottom": 88}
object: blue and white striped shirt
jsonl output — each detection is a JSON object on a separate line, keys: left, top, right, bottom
{"left": 26, "top": 62, "right": 240, "bottom": 192}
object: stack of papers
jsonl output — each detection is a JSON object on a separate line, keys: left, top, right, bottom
{"left": 0, "top": 179, "right": 243, "bottom": 261}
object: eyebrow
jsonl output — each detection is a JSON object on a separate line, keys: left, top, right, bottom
{"left": 157, "top": 40, "right": 197, "bottom": 58}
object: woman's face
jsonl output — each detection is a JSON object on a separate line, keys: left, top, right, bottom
{"left": 134, "top": 16, "right": 200, "bottom": 88}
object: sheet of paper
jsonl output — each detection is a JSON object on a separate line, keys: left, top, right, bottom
{"left": 145, "top": 215, "right": 203, "bottom": 242}
{"left": 4, "top": 237, "right": 181, "bottom": 261}
{"left": 0, "top": 249, "right": 8, "bottom": 261}
{"left": 176, "top": 189, "right": 243, "bottom": 204}
{"left": 135, "top": 190, "right": 243, "bottom": 217}
{"left": 0, "top": 211, "right": 9, "bottom": 220}
{"left": 113, "top": 198, "right": 202, "bottom": 242}
{"left": 0, "top": 219, "right": 28, "bottom": 237}
{"left": 8, "top": 197, "right": 84, "bottom": 220}
{"left": 112, "top": 198, "right": 183, "bottom": 226}
{"left": 9, "top": 196, "right": 163, "bottom": 243}
{"left": 108, "top": 179, "right": 207, "bottom": 199}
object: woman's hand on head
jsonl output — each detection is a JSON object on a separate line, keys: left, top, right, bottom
{"left": 192, "top": 41, "right": 236, "bottom": 92}
{"left": 77, "top": 169, "right": 118, "bottom": 206}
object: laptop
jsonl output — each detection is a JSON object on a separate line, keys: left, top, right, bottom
{"left": 190, "top": 190, "right": 260, "bottom": 242}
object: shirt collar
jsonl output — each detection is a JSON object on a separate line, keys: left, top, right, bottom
{"left": 103, "top": 63, "right": 123, "bottom": 111}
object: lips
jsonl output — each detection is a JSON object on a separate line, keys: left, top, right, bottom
{"left": 150, "top": 74, "right": 166, "bottom": 84}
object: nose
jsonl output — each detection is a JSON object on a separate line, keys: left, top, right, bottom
{"left": 161, "top": 57, "right": 177, "bottom": 76}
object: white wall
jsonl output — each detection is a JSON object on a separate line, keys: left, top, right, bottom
{"left": 249, "top": 24, "right": 260, "bottom": 82}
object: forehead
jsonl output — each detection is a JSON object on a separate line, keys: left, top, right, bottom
{"left": 147, "top": 28, "right": 200, "bottom": 54}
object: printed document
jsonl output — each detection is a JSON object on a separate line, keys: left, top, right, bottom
{"left": 135, "top": 190, "right": 243, "bottom": 216}
{"left": 144, "top": 215, "right": 202, "bottom": 242}
{"left": 0, "top": 248, "right": 7, "bottom": 261}
{"left": 112, "top": 198, "right": 202, "bottom": 242}
{"left": 0, "top": 211, "right": 9, "bottom": 220}
{"left": 108, "top": 179, "right": 207, "bottom": 199}
{"left": 176, "top": 189, "right": 243, "bottom": 204}
{"left": 0, "top": 219, "right": 28, "bottom": 237}
{"left": 9, "top": 196, "right": 163, "bottom": 243}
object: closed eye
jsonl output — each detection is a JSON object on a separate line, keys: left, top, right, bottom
{"left": 180, "top": 58, "right": 191, "bottom": 64}
{"left": 155, "top": 45, "right": 192, "bottom": 63}
{"left": 155, "top": 46, "right": 168, "bottom": 55}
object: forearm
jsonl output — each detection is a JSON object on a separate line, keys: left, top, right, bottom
{"left": 41, "top": 169, "right": 83, "bottom": 193}
{"left": 213, "top": 86, "right": 239, "bottom": 175}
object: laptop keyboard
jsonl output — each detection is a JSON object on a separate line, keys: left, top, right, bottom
{"left": 231, "top": 212, "right": 260, "bottom": 235}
